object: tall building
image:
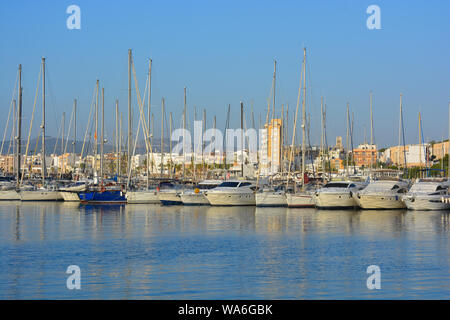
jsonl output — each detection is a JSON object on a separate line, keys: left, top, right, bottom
{"left": 335, "top": 136, "right": 343, "bottom": 151}
{"left": 382, "top": 144, "right": 429, "bottom": 167}
{"left": 266, "top": 119, "right": 282, "bottom": 174}
{"left": 431, "top": 141, "right": 449, "bottom": 160}
{"left": 352, "top": 144, "right": 377, "bottom": 167}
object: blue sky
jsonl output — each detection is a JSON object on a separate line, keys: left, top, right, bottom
{"left": 1, "top": 0, "right": 449, "bottom": 148}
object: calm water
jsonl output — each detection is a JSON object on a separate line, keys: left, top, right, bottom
{"left": 0, "top": 202, "right": 449, "bottom": 299}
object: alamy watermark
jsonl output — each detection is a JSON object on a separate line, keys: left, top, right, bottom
{"left": 66, "top": 5, "right": 81, "bottom": 30}
{"left": 366, "top": 5, "right": 381, "bottom": 30}
{"left": 66, "top": 265, "right": 81, "bottom": 290}
{"left": 366, "top": 265, "right": 381, "bottom": 290}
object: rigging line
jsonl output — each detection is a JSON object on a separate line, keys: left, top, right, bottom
{"left": 131, "top": 59, "right": 153, "bottom": 157}
{"left": 52, "top": 118, "right": 63, "bottom": 156}
{"left": 286, "top": 52, "right": 304, "bottom": 188}
{"left": 44, "top": 63, "right": 60, "bottom": 137}
{"left": 80, "top": 84, "right": 97, "bottom": 159}
{"left": 126, "top": 103, "right": 143, "bottom": 188}
{"left": 60, "top": 107, "right": 74, "bottom": 178}
{"left": 256, "top": 79, "right": 275, "bottom": 188}
{"left": 20, "top": 67, "right": 42, "bottom": 185}
{"left": 0, "top": 70, "right": 18, "bottom": 156}
{"left": 306, "top": 113, "right": 316, "bottom": 179}
{"left": 6, "top": 100, "right": 17, "bottom": 156}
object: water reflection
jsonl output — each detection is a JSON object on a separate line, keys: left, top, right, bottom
{"left": 0, "top": 202, "right": 449, "bottom": 299}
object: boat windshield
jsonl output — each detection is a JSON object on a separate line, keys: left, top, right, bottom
{"left": 323, "top": 183, "right": 349, "bottom": 188}
{"left": 218, "top": 182, "right": 240, "bottom": 188}
{"left": 198, "top": 184, "right": 219, "bottom": 190}
{"left": 238, "top": 182, "right": 252, "bottom": 187}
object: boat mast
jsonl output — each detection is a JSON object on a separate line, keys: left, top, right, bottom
{"left": 448, "top": 102, "right": 450, "bottom": 178}
{"left": 320, "top": 96, "right": 324, "bottom": 174}
{"left": 115, "top": 100, "right": 119, "bottom": 179}
{"left": 241, "top": 102, "right": 244, "bottom": 178}
{"left": 16, "top": 64, "right": 22, "bottom": 189}
{"left": 128, "top": 49, "right": 132, "bottom": 176}
{"left": 419, "top": 112, "right": 422, "bottom": 178}
{"left": 100, "top": 87, "right": 104, "bottom": 185}
{"left": 213, "top": 115, "right": 216, "bottom": 169}
{"left": 151, "top": 113, "right": 154, "bottom": 174}
{"left": 160, "top": 98, "right": 164, "bottom": 178}
{"left": 119, "top": 112, "right": 122, "bottom": 181}
{"left": 202, "top": 109, "right": 206, "bottom": 177}
{"left": 169, "top": 112, "right": 173, "bottom": 178}
{"left": 301, "top": 48, "right": 306, "bottom": 189}
{"left": 370, "top": 91, "right": 374, "bottom": 173}
{"left": 41, "top": 58, "right": 46, "bottom": 184}
{"left": 94, "top": 79, "right": 99, "bottom": 179}
{"left": 73, "top": 99, "right": 76, "bottom": 178}
{"left": 61, "top": 112, "right": 65, "bottom": 156}
{"left": 399, "top": 94, "right": 408, "bottom": 176}
{"left": 147, "top": 59, "right": 152, "bottom": 189}
{"left": 346, "top": 102, "right": 350, "bottom": 177}
{"left": 183, "top": 87, "right": 187, "bottom": 180}
{"left": 271, "top": 60, "right": 276, "bottom": 176}
{"left": 16, "top": 64, "right": 22, "bottom": 188}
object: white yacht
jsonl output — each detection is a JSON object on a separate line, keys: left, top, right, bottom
{"left": 353, "top": 179, "right": 409, "bottom": 209}
{"left": 314, "top": 181, "right": 366, "bottom": 209}
{"left": 126, "top": 189, "right": 159, "bottom": 204}
{"left": 286, "top": 192, "right": 315, "bottom": 208}
{"left": 0, "top": 182, "right": 20, "bottom": 200}
{"left": 205, "top": 180, "right": 256, "bottom": 206}
{"left": 59, "top": 181, "right": 87, "bottom": 202}
{"left": 20, "top": 185, "right": 64, "bottom": 201}
{"left": 157, "top": 182, "right": 184, "bottom": 205}
{"left": 402, "top": 178, "right": 450, "bottom": 211}
{"left": 255, "top": 186, "right": 287, "bottom": 207}
{"left": 180, "top": 180, "right": 222, "bottom": 205}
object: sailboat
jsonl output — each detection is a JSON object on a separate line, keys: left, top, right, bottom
{"left": 125, "top": 57, "right": 160, "bottom": 204}
{"left": 283, "top": 48, "right": 315, "bottom": 208}
{"left": 0, "top": 64, "right": 22, "bottom": 201}
{"left": 20, "top": 58, "right": 63, "bottom": 201}
{"left": 255, "top": 60, "right": 287, "bottom": 207}
{"left": 79, "top": 86, "right": 126, "bottom": 204}
{"left": 353, "top": 94, "right": 410, "bottom": 210}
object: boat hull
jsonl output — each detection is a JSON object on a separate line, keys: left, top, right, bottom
{"left": 255, "top": 192, "right": 287, "bottom": 207}
{"left": 157, "top": 191, "right": 182, "bottom": 205}
{"left": 126, "top": 191, "right": 159, "bottom": 204}
{"left": 0, "top": 190, "right": 20, "bottom": 201}
{"left": 180, "top": 192, "right": 210, "bottom": 205}
{"left": 314, "top": 192, "right": 357, "bottom": 209}
{"left": 403, "top": 195, "right": 450, "bottom": 211}
{"left": 20, "top": 190, "right": 63, "bottom": 201}
{"left": 286, "top": 193, "right": 315, "bottom": 208}
{"left": 79, "top": 190, "right": 126, "bottom": 203}
{"left": 355, "top": 194, "right": 406, "bottom": 209}
{"left": 59, "top": 191, "right": 80, "bottom": 202}
{"left": 206, "top": 192, "right": 255, "bottom": 206}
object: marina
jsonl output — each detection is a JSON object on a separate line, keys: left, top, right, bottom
{"left": 0, "top": 202, "right": 449, "bottom": 299}
{"left": 1, "top": 1, "right": 450, "bottom": 303}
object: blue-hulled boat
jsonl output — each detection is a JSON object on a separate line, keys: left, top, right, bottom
{"left": 79, "top": 189, "right": 126, "bottom": 204}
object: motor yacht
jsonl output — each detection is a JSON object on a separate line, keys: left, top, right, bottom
{"left": 126, "top": 186, "right": 159, "bottom": 204}
{"left": 180, "top": 180, "right": 222, "bottom": 205}
{"left": 20, "top": 184, "right": 64, "bottom": 201}
{"left": 314, "top": 181, "right": 366, "bottom": 209}
{"left": 205, "top": 180, "right": 256, "bottom": 206}
{"left": 402, "top": 178, "right": 450, "bottom": 210}
{"left": 157, "top": 181, "right": 184, "bottom": 205}
{"left": 353, "top": 179, "right": 409, "bottom": 209}
{"left": 255, "top": 185, "right": 287, "bottom": 207}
